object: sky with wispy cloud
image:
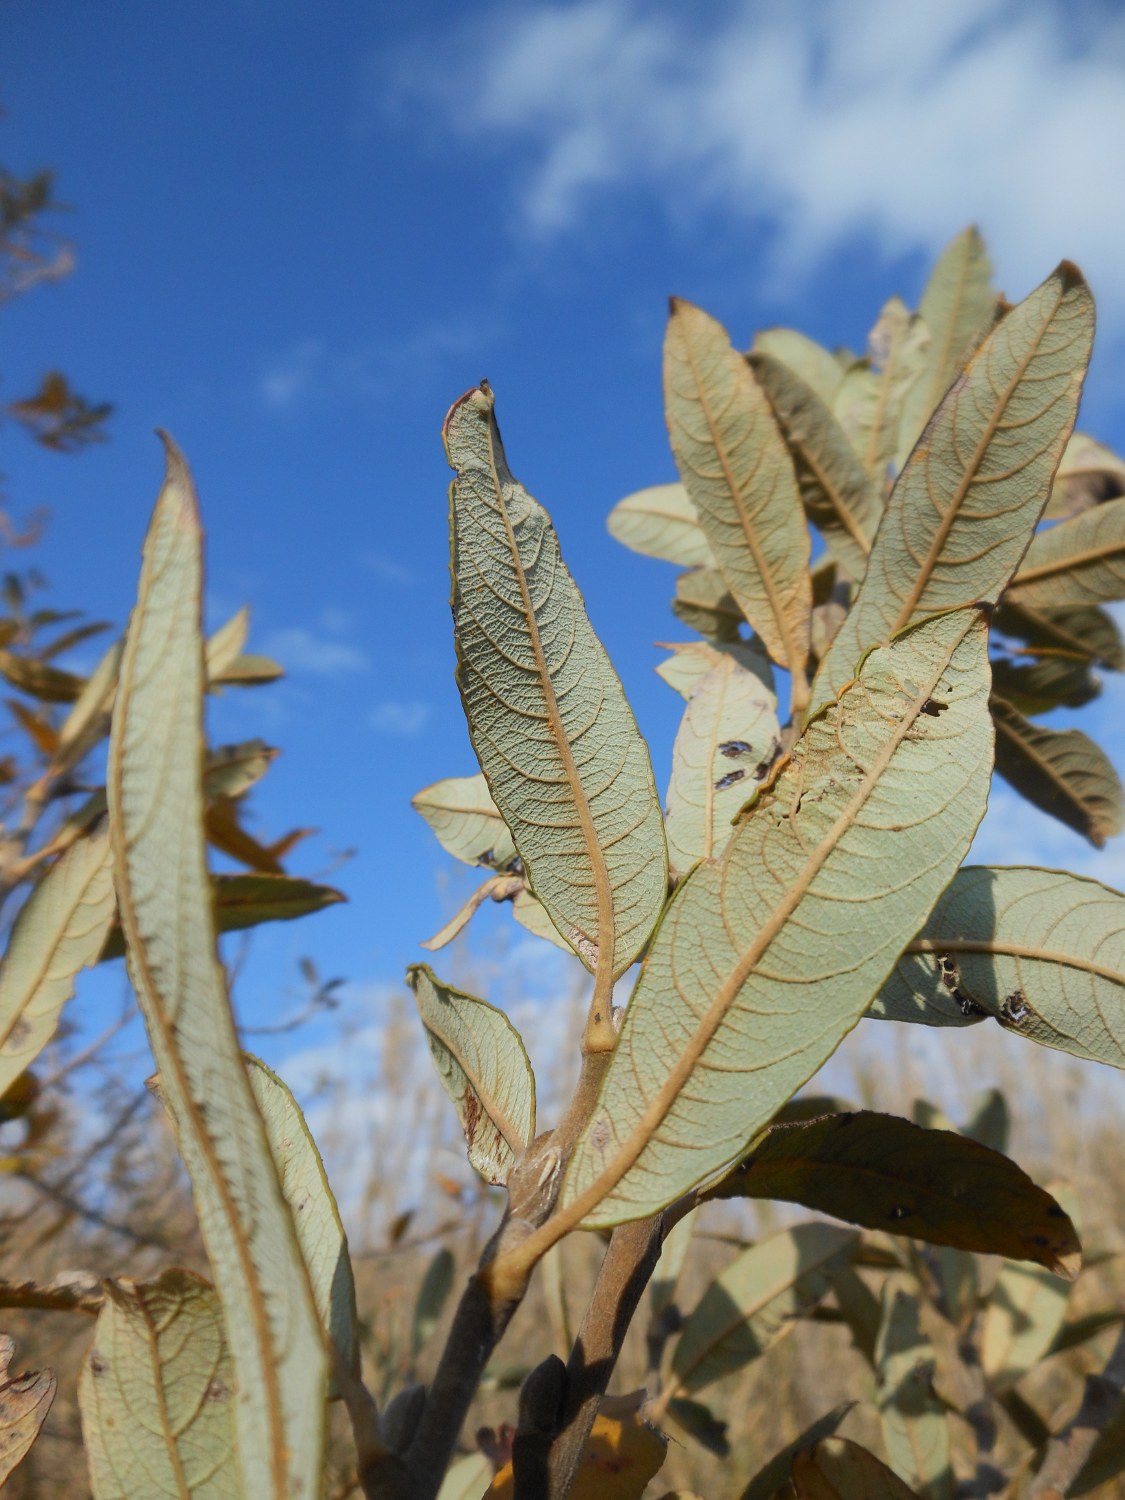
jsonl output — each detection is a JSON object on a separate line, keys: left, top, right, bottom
{"left": 5, "top": 1, "right": 1125, "bottom": 1129}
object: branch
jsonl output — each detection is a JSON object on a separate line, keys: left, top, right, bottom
{"left": 1028, "top": 1323, "right": 1125, "bottom": 1498}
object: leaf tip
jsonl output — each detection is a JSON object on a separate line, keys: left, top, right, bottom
{"left": 1054, "top": 259, "right": 1089, "bottom": 295}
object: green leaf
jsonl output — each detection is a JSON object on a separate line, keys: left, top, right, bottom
{"left": 664, "top": 650, "right": 780, "bottom": 877}
{"left": 792, "top": 1437, "right": 923, "bottom": 1500}
{"left": 202, "top": 738, "right": 278, "bottom": 800}
{"left": 437, "top": 1452, "right": 492, "bottom": 1500}
{"left": 874, "top": 866, "right": 1125, "bottom": 1070}
{"left": 412, "top": 1247, "right": 455, "bottom": 1358}
{"left": 989, "top": 655, "right": 1099, "bottom": 716}
{"left": 749, "top": 349, "right": 880, "bottom": 584}
{"left": 1007, "top": 496, "right": 1125, "bottom": 608}
{"left": 245, "top": 1056, "right": 359, "bottom": 1395}
{"left": 0, "top": 1335, "right": 55, "bottom": 1489}
{"left": 963, "top": 1087, "right": 1009, "bottom": 1153}
{"left": 211, "top": 652, "right": 284, "bottom": 686}
{"left": 106, "top": 435, "right": 327, "bottom": 1499}
{"left": 672, "top": 567, "right": 745, "bottom": 641}
{"left": 994, "top": 599, "right": 1124, "bottom": 671}
{"left": 981, "top": 1185, "right": 1080, "bottom": 1389}
{"left": 836, "top": 297, "right": 930, "bottom": 485}
{"left": 702, "top": 1110, "right": 1078, "bottom": 1274}
{"left": 409, "top": 964, "right": 535, "bottom": 1186}
{"left": 655, "top": 638, "right": 773, "bottom": 701}
{"left": 1044, "top": 431, "right": 1125, "bottom": 520}
{"left": 750, "top": 327, "right": 847, "bottom": 408}
{"left": 991, "top": 697, "right": 1124, "bottom": 847}
{"left": 0, "top": 828, "right": 115, "bottom": 1095}
{"left": 664, "top": 1397, "right": 728, "bottom": 1456}
{"left": 562, "top": 609, "right": 992, "bottom": 1227}
{"left": 78, "top": 1270, "right": 239, "bottom": 1499}
{"left": 511, "top": 883, "right": 577, "bottom": 953}
{"left": 446, "top": 384, "right": 667, "bottom": 981}
{"left": 813, "top": 263, "right": 1093, "bottom": 716}
{"left": 665, "top": 299, "right": 812, "bottom": 679}
{"left": 897, "top": 226, "right": 996, "bottom": 467}
{"left": 649, "top": 1211, "right": 695, "bottom": 1326}
{"left": 412, "top": 772, "right": 518, "bottom": 871}
{"left": 735, "top": 1405, "right": 855, "bottom": 1500}
{"left": 669, "top": 1222, "right": 856, "bottom": 1397}
{"left": 205, "top": 606, "right": 249, "bottom": 679}
{"left": 875, "top": 1286, "right": 953, "bottom": 1500}
{"left": 607, "top": 483, "right": 714, "bottom": 567}
{"left": 57, "top": 636, "right": 122, "bottom": 758}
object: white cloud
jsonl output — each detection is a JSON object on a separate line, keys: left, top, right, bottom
{"left": 369, "top": 699, "right": 429, "bottom": 735}
{"left": 258, "top": 339, "right": 325, "bottom": 409}
{"left": 387, "top": 0, "right": 1125, "bottom": 325}
{"left": 263, "top": 624, "right": 369, "bottom": 677}
{"left": 362, "top": 549, "right": 415, "bottom": 588}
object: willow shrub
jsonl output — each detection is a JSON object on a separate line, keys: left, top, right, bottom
{"left": 5, "top": 230, "right": 1125, "bottom": 1499}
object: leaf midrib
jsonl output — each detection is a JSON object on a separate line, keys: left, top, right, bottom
{"left": 992, "top": 699, "right": 1100, "bottom": 835}
{"left": 1012, "top": 530, "right": 1125, "bottom": 587}
{"left": 907, "top": 935, "right": 1122, "bottom": 987}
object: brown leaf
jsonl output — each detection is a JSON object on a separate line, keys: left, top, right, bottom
{"left": 0, "top": 1334, "right": 56, "bottom": 1486}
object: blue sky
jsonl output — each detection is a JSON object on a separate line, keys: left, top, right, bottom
{"left": 4, "top": 0, "right": 1125, "bottom": 1098}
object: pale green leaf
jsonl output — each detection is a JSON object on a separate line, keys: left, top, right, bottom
{"left": 649, "top": 1210, "right": 696, "bottom": 1325}
{"left": 655, "top": 638, "right": 773, "bottom": 701}
{"left": 1007, "top": 496, "right": 1125, "bottom": 609}
{"left": 205, "top": 607, "right": 249, "bottom": 680}
{"left": 669, "top": 1222, "right": 856, "bottom": 1397}
{"left": 992, "top": 696, "right": 1123, "bottom": 846}
{"left": 211, "top": 652, "right": 284, "bottom": 686}
{"left": 511, "top": 884, "right": 577, "bottom": 953}
{"left": 562, "top": 609, "right": 992, "bottom": 1227}
{"left": 437, "top": 1452, "right": 492, "bottom": 1500}
{"left": 0, "top": 828, "right": 115, "bottom": 1095}
{"left": 672, "top": 567, "right": 745, "bottom": 642}
{"left": 446, "top": 384, "right": 667, "bottom": 979}
{"left": 57, "top": 636, "right": 122, "bottom": 757}
{"left": 412, "top": 772, "right": 518, "bottom": 870}
{"left": 873, "top": 866, "right": 1125, "bottom": 1071}
{"left": 412, "top": 1247, "right": 455, "bottom": 1357}
{"left": 813, "top": 263, "right": 1093, "bottom": 716}
{"left": 106, "top": 436, "right": 327, "bottom": 1499}
{"left": 875, "top": 1286, "right": 953, "bottom": 1500}
{"left": 0, "top": 1335, "right": 55, "bottom": 1488}
{"left": 420, "top": 873, "right": 524, "bottom": 952}
{"left": 836, "top": 297, "right": 930, "bottom": 484}
{"left": 735, "top": 1405, "right": 854, "bottom": 1500}
{"left": 409, "top": 964, "right": 535, "bottom": 1185}
{"left": 664, "top": 1397, "right": 728, "bottom": 1456}
{"left": 1044, "top": 431, "right": 1125, "bottom": 519}
{"left": 792, "top": 1437, "right": 923, "bottom": 1500}
{"left": 982, "top": 1185, "right": 1080, "bottom": 1389}
{"left": 78, "top": 1270, "right": 239, "bottom": 1499}
{"left": 607, "top": 483, "right": 714, "bottom": 567}
{"left": 750, "top": 348, "right": 881, "bottom": 582}
{"left": 989, "top": 655, "right": 1098, "bottom": 716}
{"left": 703, "top": 1110, "right": 1078, "bottom": 1273}
{"left": 665, "top": 299, "right": 812, "bottom": 677}
{"left": 203, "top": 738, "right": 278, "bottom": 800}
{"left": 665, "top": 652, "right": 780, "bottom": 877}
{"left": 897, "top": 226, "right": 996, "bottom": 466}
{"left": 750, "top": 327, "right": 847, "bottom": 408}
{"left": 245, "top": 1056, "right": 358, "bottom": 1394}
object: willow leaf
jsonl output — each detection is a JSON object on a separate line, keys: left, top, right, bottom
{"left": 672, "top": 567, "right": 745, "bottom": 642}
{"left": 1007, "top": 496, "right": 1125, "bottom": 608}
{"left": 205, "top": 607, "right": 249, "bottom": 679}
{"left": 897, "top": 226, "right": 996, "bottom": 466}
{"left": 703, "top": 1110, "right": 1078, "bottom": 1274}
{"left": 813, "top": 263, "right": 1094, "bottom": 716}
{"left": 57, "top": 636, "right": 122, "bottom": 758}
{"left": 982, "top": 1185, "right": 1080, "bottom": 1389}
{"left": 989, "top": 655, "right": 1098, "bottom": 716}
{"left": 665, "top": 653, "right": 780, "bottom": 878}
{"left": 0, "top": 828, "right": 115, "bottom": 1095}
{"left": 836, "top": 299, "right": 930, "bottom": 485}
{"left": 79, "top": 1271, "right": 238, "bottom": 1499}
{"left": 874, "top": 866, "right": 1125, "bottom": 1070}
{"left": 511, "top": 883, "right": 577, "bottom": 952}
{"left": 991, "top": 696, "right": 1123, "bottom": 846}
{"left": 0, "top": 1335, "right": 55, "bottom": 1488}
{"left": 750, "top": 349, "right": 880, "bottom": 583}
{"left": 669, "top": 1222, "right": 856, "bottom": 1398}
{"left": 446, "top": 384, "right": 667, "bottom": 982}
{"left": 607, "top": 483, "right": 714, "bottom": 567}
{"left": 792, "top": 1437, "right": 922, "bottom": 1500}
{"left": 409, "top": 964, "right": 535, "bottom": 1186}
{"left": 750, "top": 327, "right": 847, "bottom": 408}
{"left": 736, "top": 1406, "right": 855, "bottom": 1500}
{"left": 1045, "top": 432, "right": 1125, "bottom": 519}
{"left": 106, "top": 436, "right": 327, "bottom": 1499}
{"left": 655, "top": 639, "right": 773, "bottom": 701}
{"left": 562, "top": 609, "right": 992, "bottom": 1227}
{"left": 245, "top": 1056, "right": 358, "bottom": 1393}
{"left": 665, "top": 299, "right": 811, "bottom": 677}
{"left": 413, "top": 772, "right": 518, "bottom": 871}
{"left": 994, "top": 600, "right": 1124, "bottom": 670}
{"left": 876, "top": 1286, "right": 953, "bottom": 1500}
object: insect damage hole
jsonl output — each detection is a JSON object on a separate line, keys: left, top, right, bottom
{"left": 1001, "top": 990, "right": 1030, "bottom": 1025}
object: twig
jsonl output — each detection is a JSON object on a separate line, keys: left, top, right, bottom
{"left": 542, "top": 1214, "right": 663, "bottom": 1500}
{"left": 1028, "top": 1323, "right": 1125, "bottom": 1497}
